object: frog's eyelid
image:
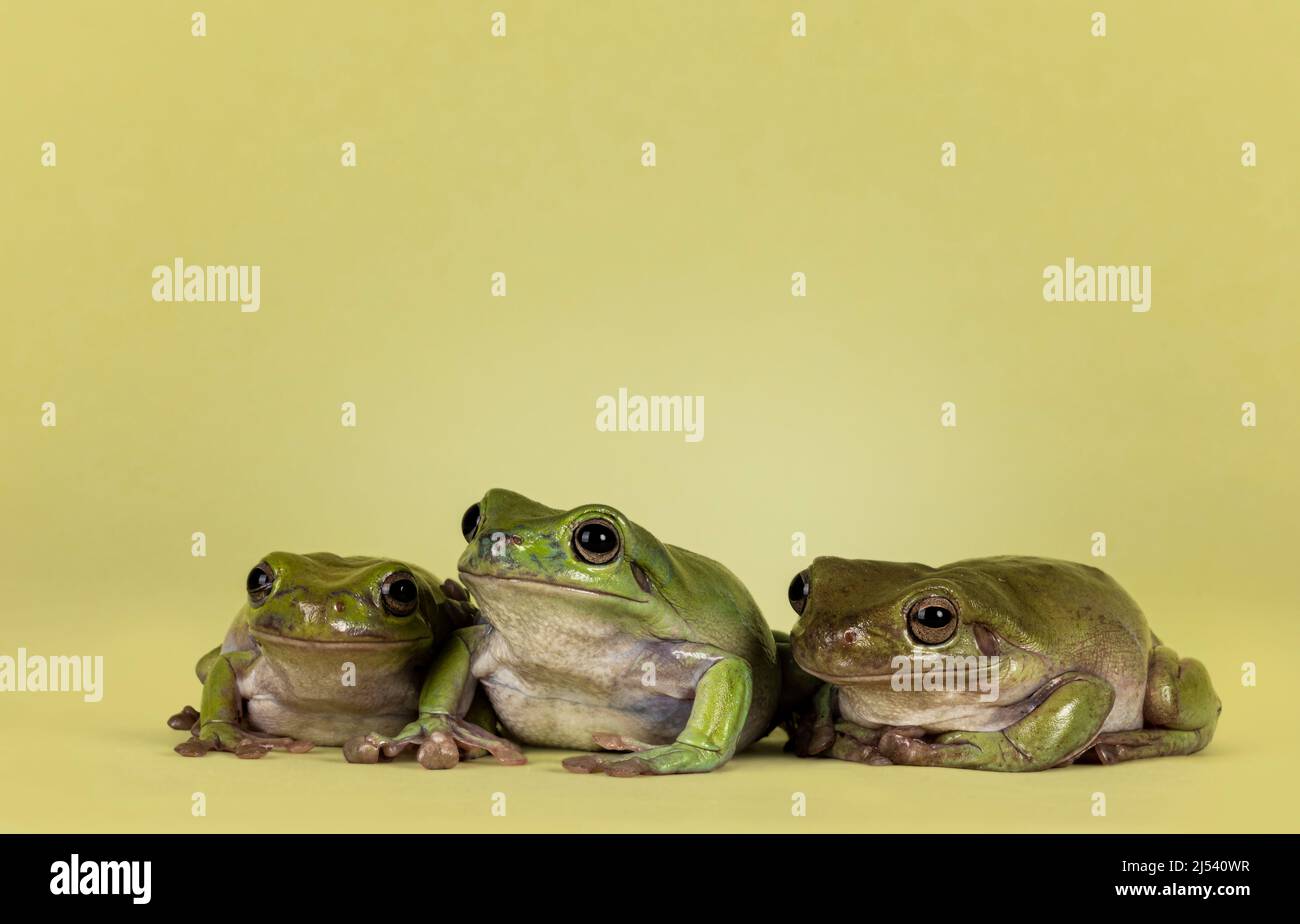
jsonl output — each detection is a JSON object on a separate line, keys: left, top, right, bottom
{"left": 630, "top": 561, "right": 654, "bottom": 594}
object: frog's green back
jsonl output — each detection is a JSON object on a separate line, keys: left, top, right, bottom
{"left": 942, "top": 555, "right": 1152, "bottom": 674}
{"left": 659, "top": 542, "right": 778, "bottom": 669}
{"left": 656, "top": 542, "right": 781, "bottom": 741}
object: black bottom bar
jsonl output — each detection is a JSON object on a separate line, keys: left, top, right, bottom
{"left": 1, "top": 833, "right": 1277, "bottom": 908}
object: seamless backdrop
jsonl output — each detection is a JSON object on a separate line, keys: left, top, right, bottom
{"left": 1, "top": 1, "right": 1297, "bottom": 832}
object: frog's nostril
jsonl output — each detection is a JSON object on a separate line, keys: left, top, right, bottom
{"left": 334, "top": 599, "right": 346, "bottom": 613}
{"left": 842, "top": 629, "right": 860, "bottom": 645}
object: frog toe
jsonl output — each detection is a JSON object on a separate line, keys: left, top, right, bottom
{"left": 559, "top": 754, "right": 604, "bottom": 774}
{"left": 167, "top": 705, "right": 200, "bottom": 732}
{"left": 590, "top": 733, "right": 654, "bottom": 752}
{"left": 604, "top": 757, "right": 657, "bottom": 778}
{"left": 444, "top": 717, "right": 526, "bottom": 766}
{"left": 343, "top": 734, "right": 383, "bottom": 764}
{"left": 174, "top": 737, "right": 212, "bottom": 757}
{"left": 416, "top": 733, "right": 462, "bottom": 769}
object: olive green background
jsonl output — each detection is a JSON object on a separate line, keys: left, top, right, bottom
{"left": 1, "top": 1, "right": 1296, "bottom": 832}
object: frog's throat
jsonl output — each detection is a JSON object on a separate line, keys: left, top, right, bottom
{"left": 458, "top": 570, "right": 649, "bottom": 604}
{"left": 248, "top": 629, "right": 431, "bottom": 648}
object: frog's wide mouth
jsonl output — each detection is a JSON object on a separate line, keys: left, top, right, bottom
{"left": 249, "top": 628, "right": 430, "bottom": 647}
{"left": 459, "top": 569, "right": 648, "bottom": 604}
{"left": 801, "top": 669, "right": 902, "bottom": 684}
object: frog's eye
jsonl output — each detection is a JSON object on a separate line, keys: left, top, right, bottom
{"left": 381, "top": 571, "right": 420, "bottom": 617}
{"left": 246, "top": 561, "right": 276, "bottom": 606}
{"left": 461, "top": 503, "right": 482, "bottom": 542}
{"left": 788, "top": 570, "right": 811, "bottom": 616}
{"left": 573, "top": 517, "right": 620, "bottom": 565}
{"left": 907, "top": 595, "right": 959, "bottom": 645}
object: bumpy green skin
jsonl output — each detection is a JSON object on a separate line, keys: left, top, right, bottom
{"left": 362, "top": 489, "right": 783, "bottom": 776}
{"left": 170, "top": 552, "right": 479, "bottom": 760}
{"left": 788, "top": 556, "right": 1220, "bottom": 771}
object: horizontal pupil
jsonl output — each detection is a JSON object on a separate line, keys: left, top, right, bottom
{"left": 920, "top": 607, "right": 951, "bottom": 626}
{"left": 387, "top": 580, "right": 416, "bottom": 601}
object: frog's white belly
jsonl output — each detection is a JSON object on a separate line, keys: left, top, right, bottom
{"left": 238, "top": 643, "right": 425, "bottom": 746}
{"left": 471, "top": 627, "right": 716, "bottom": 751}
{"left": 243, "top": 697, "right": 414, "bottom": 746}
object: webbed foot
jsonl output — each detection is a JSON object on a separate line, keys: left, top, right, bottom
{"left": 343, "top": 715, "right": 525, "bottom": 770}
{"left": 175, "top": 720, "right": 314, "bottom": 758}
{"left": 827, "top": 721, "right": 894, "bottom": 765}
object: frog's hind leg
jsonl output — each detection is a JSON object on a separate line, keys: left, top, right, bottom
{"left": 1088, "top": 646, "right": 1220, "bottom": 765}
{"left": 1087, "top": 726, "right": 1216, "bottom": 764}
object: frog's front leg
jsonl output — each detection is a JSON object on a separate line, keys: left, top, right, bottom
{"left": 879, "top": 672, "right": 1115, "bottom": 772}
{"left": 787, "top": 682, "right": 838, "bottom": 757}
{"left": 1088, "top": 645, "right": 1220, "bottom": 764}
{"left": 343, "top": 627, "right": 524, "bottom": 769}
{"left": 773, "top": 629, "right": 830, "bottom": 753}
{"left": 166, "top": 645, "right": 223, "bottom": 732}
{"left": 563, "top": 656, "right": 752, "bottom": 777}
{"left": 174, "top": 650, "right": 314, "bottom": 758}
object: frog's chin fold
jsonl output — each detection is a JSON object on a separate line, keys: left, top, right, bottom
{"left": 248, "top": 628, "right": 430, "bottom": 648}
{"left": 803, "top": 671, "right": 900, "bottom": 685}
{"left": 458, "top": 569, "right": 650, "bottom": 605}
